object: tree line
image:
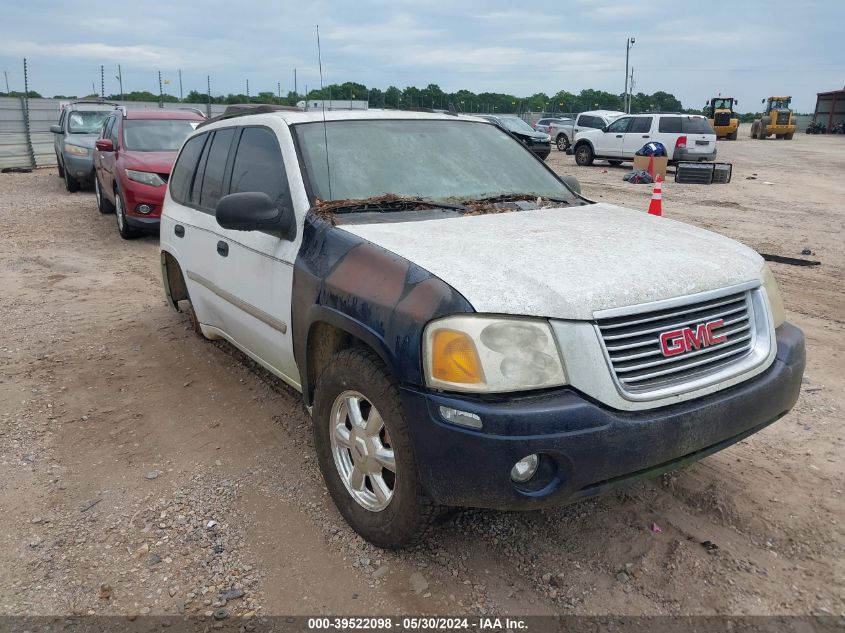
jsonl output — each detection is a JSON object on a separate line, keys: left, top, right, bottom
{"left": 0, "top": 84, "right": 782, "bottom": 119}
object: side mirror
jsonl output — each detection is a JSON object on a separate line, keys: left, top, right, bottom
{"left": 50, "top": 124, "right": 62, "bottom": 134}
{"left": 560, "top": 174, "right": 581, "bottom": 195}
{"left": 95, "top": 139, "right": 114, "bottom": 152}
{"left": 215, "top": 191, "right": 296, "bottom": 240}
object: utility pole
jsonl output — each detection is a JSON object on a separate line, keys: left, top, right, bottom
{"left": 117, "top": 65, "right": 123, "bottom": 100}
{"left": 206, "top": 75, "right": 211, "bottom": 118}
{"left": 3, "top": 69, "right": 9, "bottom": 93}
{"left": 158, "top": 71, "right": 163, "bottom": 108}
{"left": 624, "top": 37, "right": 635, "bottom": 113}
{"left": 629, "top": 67, "right": 635, "bottom": 112}
{"left": 246, "top": 79, "right": 250, "bottom": 100}
{"left": 100, "top": 65, "right": 104, "bottom": 100}
{"left": 294, "top": 68, "right": 297, "bottom": 99}
{"left": 278, "top": 81, "right": 281, "bottom": 99}
{"left": 178, "top": 68, "right": 183, "bottom": 101}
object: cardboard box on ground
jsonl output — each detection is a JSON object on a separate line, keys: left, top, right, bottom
{"left": 633, "top": 155, "right": 668, "bottom": 179}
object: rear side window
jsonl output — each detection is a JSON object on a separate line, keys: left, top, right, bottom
{"left": 577, "top": 115, "right": 595, "bottom": 128}
{"left": 629, "top": 117, "right": 653, "bottom": 133}
{"left": 230, "top": 127, "right": 292, "bottom": 209}
{"left": 683, "top": 117, "right": 715, "bottom": 134}
{"left": 658, "top": 117, "right": 714, "bottom": 134}
{"left": 169, "top": 133, "right": 208, "bottom": 204}
{"left": 199, "top": 128, "right": 236, "bottom": 210}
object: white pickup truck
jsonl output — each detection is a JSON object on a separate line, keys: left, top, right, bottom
{"left": 548, "top": 109, "right": 624, "bottom": 151}
{"left": 159, "top": 106, "right": 805, "bottom": 548}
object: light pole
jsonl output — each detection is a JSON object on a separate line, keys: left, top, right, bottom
{"left": 624, "top": 37, "right": 635, "bottom": 113}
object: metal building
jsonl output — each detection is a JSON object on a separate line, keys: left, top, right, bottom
{"left": 813, "top": 86, "right": 845, "bottom": 129}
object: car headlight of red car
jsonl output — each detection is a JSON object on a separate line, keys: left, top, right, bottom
{"left": 125, "top": 169, "right": 166, "bottom": 187}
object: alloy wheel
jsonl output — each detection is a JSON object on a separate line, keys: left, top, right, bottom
{"left": 329, "top": 390, "right": 396, "bottom": 512}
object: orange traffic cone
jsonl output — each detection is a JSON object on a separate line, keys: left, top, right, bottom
{"left": 647, "top": 175, "right": 663, "bottom": 216}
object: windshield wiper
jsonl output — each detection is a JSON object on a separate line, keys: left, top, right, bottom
{"left": 316, "top": 195, "right": 465, "bottom": 214}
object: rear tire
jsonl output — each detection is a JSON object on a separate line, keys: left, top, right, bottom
{"left": 728, "top": 130, "right": 738, "bottom": 140}
{"left": 114, "top": 187, "right": 139, "bottom": 240}
{"left": 57, "top": 157, "right": 64, "bottom": 178}
{"left": 556, "top": 134, "right": 570, "bottom": 152}
{"left": 313, "top": 348, "right": 438, "bottom": 549}
{"left": 785, "top": 132, "right": 794, "bottom": 140}
{"left": 574, "top": 143, "right": 594, "bottom": 166}
{"left": 95, "top": 176, "right": 115, "bottom": 214}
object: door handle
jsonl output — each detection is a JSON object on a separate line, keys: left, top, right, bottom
{"left": 616, "top": 134, "right": 623, "bottom": 138}
{"left": 216, "top": 241, "right": 229, "bottom": 257}
{"left": 642, "top": 135, "right": 650, "bottom": 138}
{"left": 174, "top": 224, "right": 185, "bottom": 238}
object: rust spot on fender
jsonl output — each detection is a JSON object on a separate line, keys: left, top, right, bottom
{"left": 325, "top": 243, "right": 408, "bottom": 306}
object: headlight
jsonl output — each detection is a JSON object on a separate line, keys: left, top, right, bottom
{"left": 64, "top": 144, "right": 88, "bottom": 156}
{"left": 126, "top": 169, "right": 166, "bottom": 187}
{"left": 423, "top": 315, "right": 566, "bottom": 393}
{"left": 761, "top": 264, "right": 786, "bottom": 328}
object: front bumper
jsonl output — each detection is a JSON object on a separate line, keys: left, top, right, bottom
{"left": 402, "top": 323, "right": 804, "bottom": 510}
{"left": 63, "top": 153, "right": 95, "bottom": 181}
{"left": 121, "top": 178, "right": 166, "bottom": 231}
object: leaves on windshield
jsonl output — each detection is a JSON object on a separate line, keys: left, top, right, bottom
{"left": 313, "top": 193, "right": 571, "bottom": 224}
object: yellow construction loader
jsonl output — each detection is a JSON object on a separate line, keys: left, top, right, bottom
{"left": 750, "top": 96, "right": 796, "bottom": 139}
{"left": 706, "top": 97, "right": 739, "bottom": 140}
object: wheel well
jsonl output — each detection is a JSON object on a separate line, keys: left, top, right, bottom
{"left": 574, "top": 139, "right": 591, "bottom": 152}
{"left": 162, "top": 252, "right": 189, "bottom": 306}
{"left": 556, "top": 132, "right": 568, "bottom": 140}
{"left": 306, "top": 321, "right": 371, "bottom": 404}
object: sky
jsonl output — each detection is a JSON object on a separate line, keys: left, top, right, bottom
{"left": 1, "top": 0, "right": 842, "bottom": 113}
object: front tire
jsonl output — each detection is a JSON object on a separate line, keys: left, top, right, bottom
{"left": 574, "top": 143, "right": 594, "bottom": 166}
{"left": 728, "top": 130, "right": 738, "bottom": 140}
{"left": 114, "top": 187, "right": 139, "bottom": 240}
{"left": 313, "top": 348, "right": 438, "bottom": 549}
{"left": 608, "top": 159, "right": 623, "bottom": 166}
{"left": 64, "top": 168, "right": 80, "bottom": 192}
{"left": 57, "top": 156, "right": 65, "bottom": 178}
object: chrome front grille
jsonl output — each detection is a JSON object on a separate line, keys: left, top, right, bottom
{"left": 596, "top": 291, "right": 755, "bottom": 394}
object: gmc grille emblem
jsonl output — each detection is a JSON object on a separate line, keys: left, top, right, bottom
{"left": 659, "top": 319, "right": 727, "bottom": 357}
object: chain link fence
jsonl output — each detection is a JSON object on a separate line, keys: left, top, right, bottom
{"left": 0, "top": 98, "right": 231, "bottom": 171}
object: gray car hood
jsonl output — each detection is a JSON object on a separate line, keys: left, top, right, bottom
{"left": 339, "top": 203, "right": 764, "bottom": 320}
{"left": 64, "top": 134, "right": 98, "bottom": 149}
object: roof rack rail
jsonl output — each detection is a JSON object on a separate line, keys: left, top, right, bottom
{"left": 177, "top": 106, "right": 208, "bottom": 118}
{"left": 63, "top": 99, "right": 123, "bottom": 108}
{"left": 197, "top": 103, "right": 302, "bottom": 128}
{"left": 406, "top": 107, "right": 457, "bottom": 116}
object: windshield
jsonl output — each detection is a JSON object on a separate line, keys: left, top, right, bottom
{"left": 123, "top": 119, "right": 199, "bottom": 151}
{"left": 67, "top": 110, "right": 111, "bottom": 134}
{"left": 497, "top": 116, "right": 536, "bottom": 134}
{"left": 293, "top": 119, "right": 574, "bottom": 204}
{"left": 770, "top": 98, "right": 790, "bottom": 109}
{"left": 712, "top": 99, "right": 733, "bottom": 109}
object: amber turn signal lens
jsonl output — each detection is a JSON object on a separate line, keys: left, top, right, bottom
{"left": 430, "top": 329, "right": 484, "bottom": 384}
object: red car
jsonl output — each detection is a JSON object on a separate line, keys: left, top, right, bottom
{"left": 93, "top": 109, "right": 206, "bottom": 239}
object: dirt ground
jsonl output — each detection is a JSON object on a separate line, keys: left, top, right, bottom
{"left": 0, "top": 125, "right": 842, "bottom": 619}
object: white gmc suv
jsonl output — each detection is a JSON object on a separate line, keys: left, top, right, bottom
{"left": 159, "top": 105, "right": 804, "bottom": 548}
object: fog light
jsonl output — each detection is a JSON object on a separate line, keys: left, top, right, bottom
{"left": 510, "top": 454, "right": 539, "bottom": 483}
{"left": 136, "top": 204, "right": 153, "bottom": 214}
{"left": 438, "top": 405, "right": 482, "bottom": 429}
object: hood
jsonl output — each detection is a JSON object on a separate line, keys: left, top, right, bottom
{"left": 121, "top": 150, "right": 178, "bottom": 174}
{"left": 515, "top": 130, "right": 550, "bottom": 142}
{"left": 65, "top": 134, "right": 98, "bottom": 149}
{"left": 339, "top": 203, "right": 764, "bottom": 320}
